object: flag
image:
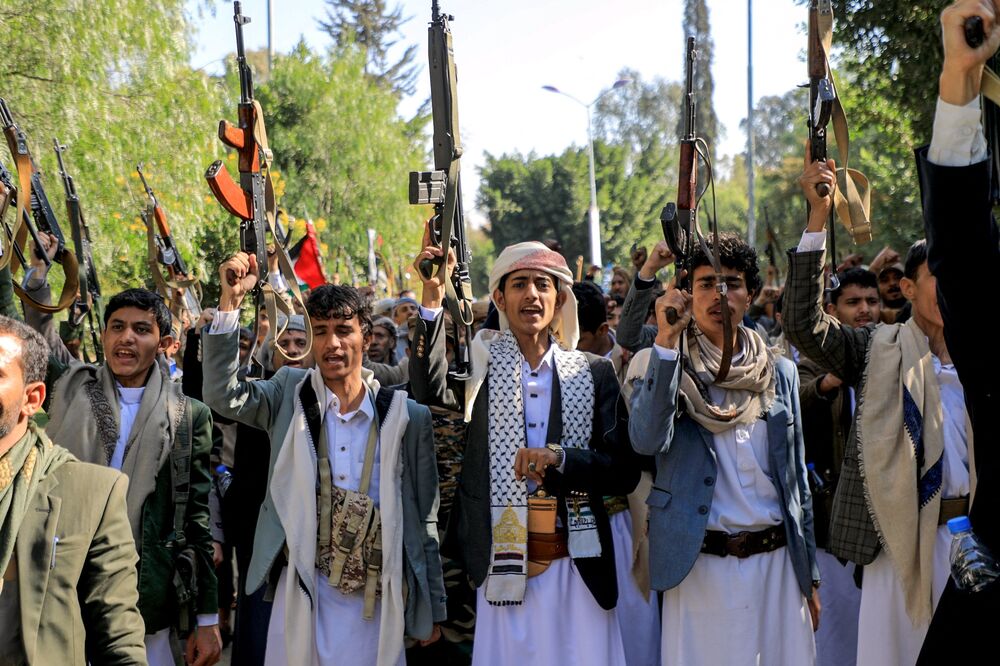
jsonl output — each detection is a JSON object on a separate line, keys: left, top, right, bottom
{"left": 288, "top": 220, "right": 328, "bottom": 289}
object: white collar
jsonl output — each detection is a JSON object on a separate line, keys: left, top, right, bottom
{"left": 522, "top": 342, "right": 557, "bottom": 374}
{"left": 323, "top": 386, "right": 375, "bottom": 423}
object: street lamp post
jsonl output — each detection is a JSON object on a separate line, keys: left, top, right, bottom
{"left": 542, "top": 78, "right": 630, "bottom": 269}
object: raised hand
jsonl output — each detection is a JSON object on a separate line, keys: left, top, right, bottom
{"left": 218, "top": 252, "right": 259, "bottom": 312}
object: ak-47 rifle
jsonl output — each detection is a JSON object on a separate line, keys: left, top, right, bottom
{"left": 964, "top": 16, "right": 1000, "bottom": 205}
{"left": 806, "top": 0, "right": 871, "bottom": 262}
{"left": 659, "top": 37, "right": 732, "bottom": 383}
{"left": 137, "top": 164, "right": 202, "bottom": 319}
{"left": 0, "top": 98, "right": 80, "bottom": 313}
{"left": 205, "top": 1, "right": 310, "bottom": 373}
{"left": 53, "top": 140, "right": 103, "bottom": 362}
{"left": 409, "top": 0, "right": 475, "bottom": 380}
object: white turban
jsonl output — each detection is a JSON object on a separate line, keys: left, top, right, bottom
{"left": 488, "top": 241, "right": 579, "bottom": 350}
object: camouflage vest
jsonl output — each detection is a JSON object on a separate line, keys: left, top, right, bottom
{"left": 314, "top": 394, "right": 383, "bottom": 620}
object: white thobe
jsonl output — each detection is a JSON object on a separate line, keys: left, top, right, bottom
{"left": 211, "top": 308, "right": 400, "bottom": 666}
{"left": 856, "top": 359, "right": 970, "bottom": 666}
{"left": 655, "top": 345, "right": 816, "bottom": 666}
{"left": 471, "top": 342, "right": 627, "bottom": 666}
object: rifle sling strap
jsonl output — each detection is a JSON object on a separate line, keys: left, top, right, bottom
{"left": 817, "top": 3, "right": 873, "bottom": 245}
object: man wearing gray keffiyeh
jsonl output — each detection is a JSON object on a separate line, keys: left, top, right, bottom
{"left": 629, "top": 232, "right": 820, "bottom": 665}
{"left": 409, "top": 232, "right": 642, "bottom": 666}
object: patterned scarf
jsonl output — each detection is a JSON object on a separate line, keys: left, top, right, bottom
{"left": 678, "top": 325, "right": 776, "bottom": 434}
{"left": 0, "top": 422, "right": 73, "bottom": 589}
{"left": 484, "top": 331, "right": 595, "bottom": 605}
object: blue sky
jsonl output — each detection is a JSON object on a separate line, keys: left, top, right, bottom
{"left": 190, "top": 0, "right": 806, "bottom": 223}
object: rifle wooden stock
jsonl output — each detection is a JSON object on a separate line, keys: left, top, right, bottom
{"left": 677, "top": 140, "right": 697, "bottom": 211}
{"left": 218, "top": 119, "right": 247, "bottom": 152}
{"left": 205, "top": 161, "right": 252, "bottom": 220}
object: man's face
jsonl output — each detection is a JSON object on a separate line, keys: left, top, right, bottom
{"left": 310, "top": 316, "right": 369, "bottom": 385}
{"left": 0, "top": 335, "right": 45, "bottom": 441}
{"left": 273, "top": 329, "right": 312, "bottom": 370}
{"left": 368, "top": 324, "right": 396, "bottom": 364}
{"left": 610, "top": 274, "right": 628, "bottom": 298}
{"left": 608, "top": 303, "right": 622, "bottom": 330}
{"left": 901, "top": 262, "right": 942, "bottom": 329}
{"left": 494, "top": 269, "right": 566, "bottom": 339}
{"left": 827, "top": 284, "right": 881, "bottom": 328}
{"left": 690, "top": 264, "right": 752, "bottom": 341}
{"left": 256, "top": 310, "right": 270, "bottom": 342}
{"left": 103, "top": 307, "right": 171, "bottom": 385}
{"left": 393, "top": 302, "right": 418, "bottom": 327}
{"left": 576, "top": 322, "right": 610, "bottom": 354}
{"left": 238, "top": 336, "right": 253, "bottom": 367}
{"left": 878, "top": 269, "right": 905, "bottom": 308}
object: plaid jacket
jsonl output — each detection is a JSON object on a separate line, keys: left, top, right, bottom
{"left": 783, "top": 249, "right": 884, "bottom": 564}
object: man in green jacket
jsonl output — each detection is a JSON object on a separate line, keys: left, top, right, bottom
{"left": 0, "top": 313, "right": 147, "bottom": 664}
{"left": 3, "top": 239, "right": 221, "bottom": 666}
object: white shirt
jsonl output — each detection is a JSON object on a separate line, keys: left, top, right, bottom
{"left": 112, "top": 385, "right": 145, "bottom": 470}
{"left": 653, "top": 344, "right": 783, "bottom": 531}
{"left": 936, "top": 357, "right": 971, "bottom": 499}
{"left": 928, "top": 96, "right": 988, "bottom": 167}
{"left": 322, "top": 388, "right": 379, "bottom": 503}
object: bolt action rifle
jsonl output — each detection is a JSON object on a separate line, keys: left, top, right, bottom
{"left": 658, "top": 37, "right": 733, "bottom": 383}
{"left": 137, "top": 163, "right": 202, "bottom": 320}
{"left": 408, "top": 0, "right": 475, "bottom": 380}
{"left": 0, "top": 98, "right": 80, "bottom": 313}
{"left": 205, "top": 1, "right": 310, "bottom": 374}
{"left": 53, "top": 139, "right": 104, "bottom": 362}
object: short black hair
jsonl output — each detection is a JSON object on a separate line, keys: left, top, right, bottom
{"left": 829, "top": 268, "right": 879, "bottom": 305}
{"left": 904, "top": 239, "right": 927, "bottom": 281}
{"left": 609, "top": 294, "right": 624, "bottom": 307}
{"left": 0, "top": 314, "right": 50, "bottom": 384}
{"left": 238, "top": 326, "right": 254, "bottom": 342}
{"left": 306, "top": 285, "right": 373, "bottom": 336}
{"left": 572, "top": 281, "right": 608, "bottom": 334}
{"left": 689, "top": 232, "right": 762, "bottom": 296}
{"left": 104, "top": 289, "right": 172, "bottom": 338}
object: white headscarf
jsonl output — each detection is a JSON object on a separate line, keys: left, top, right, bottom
{"left": 487, "top": 241, "right": 579, "bottom": 350}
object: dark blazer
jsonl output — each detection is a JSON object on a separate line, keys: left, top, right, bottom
{"left": 916, "top": 148, "right": 1000, "bottom": 662}
{"left": 615, "top": 276, "right": 658, "bottom": 353}
{"left": 409, "top": 314, "right": 641, "bottom": 610}
{"left": 629, "top": 349, "right": 819, "bottom": 598}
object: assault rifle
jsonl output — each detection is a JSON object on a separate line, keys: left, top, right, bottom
{"left": 658, "top": 37, "right": 732, "bottom": 382}
{"left": 0, "top": 161, "right": 29, "bottom": 268}
{"left": 137, "top": 163, "right": 202, "bottom": 318}
{"left": 205, "top": 1, "right": 310, "bottom": 373}
{"left": 54, "top": 140, "right": 104, "bottom": 362}
{"left": 0, "top": 98, "right": 80, "bottom": 313}
{"left": 409, "top": 0, "right": 475, "bottom": 379}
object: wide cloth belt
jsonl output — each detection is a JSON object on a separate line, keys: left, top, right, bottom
{"left": 701, "top": 523, "right": 787, "bottom": 559}
{"left": 528, "top": 531, "right": 569, "bottom": 563}
{"left": 938, "top": 496, "right": 970, "bottom": 526}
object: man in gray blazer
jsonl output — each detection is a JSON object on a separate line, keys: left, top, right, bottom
{"left": 201, "top": 253, "right": 445, "bottom": 665}
{"left": 630, "top": 233, "right": 820, "bottom": 664}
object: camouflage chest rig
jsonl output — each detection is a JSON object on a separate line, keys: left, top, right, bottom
{"left": 300, "top": 380, "right": 395, "bottom": 620}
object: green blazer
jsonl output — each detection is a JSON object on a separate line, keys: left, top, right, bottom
{"left": 15, "top": 456, "right": 148, "bottom": 664}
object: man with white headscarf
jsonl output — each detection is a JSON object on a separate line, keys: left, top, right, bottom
{"left": 410, "top": 237, "right": 642, "bottom": 665}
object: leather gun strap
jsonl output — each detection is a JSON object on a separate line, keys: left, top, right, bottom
{"left": 817, "top": 2, "right": 873, "bottom": 244}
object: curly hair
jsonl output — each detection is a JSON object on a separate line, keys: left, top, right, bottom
{"left": 689, "top": 232, "right": 762, "bottom": 295}
{"left": 306, "top": 285, "right": 373, "bottom": 336}
{"left": 104, "top": 289, "right": 172, "bottom": 338}
{"left": 0, "top": 314, "right": 50, "bottom": 384}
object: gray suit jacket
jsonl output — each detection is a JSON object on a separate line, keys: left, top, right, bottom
{"left": 629, "top": 349, "right": 819, "bottom": 597}
{"left": 783, "top": 248, "right": 883, "bottom": 564}
{"left": 201, "top": 330, "right": 446, "bottom": 639}
{"left": 615, "top": 276, "right": 658, "bottom": 353}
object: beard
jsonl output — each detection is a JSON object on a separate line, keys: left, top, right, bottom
{"left": 0, "top": 397, "right": 16, "bottom": 440}
{"left": 884, "top": 295, "right": 906, "bottom": 309}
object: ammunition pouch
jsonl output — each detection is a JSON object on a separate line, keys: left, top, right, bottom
{"left": 317, "top": 486, "right": 383, "bottom": 619}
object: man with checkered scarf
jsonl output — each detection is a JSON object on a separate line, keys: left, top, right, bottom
{"left": 410, "top": 236, "right": 642, "bottom": 665}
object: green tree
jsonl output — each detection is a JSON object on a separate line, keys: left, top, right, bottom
{"left": 256, "top": 41, "right": 426, "bottom": 279}
{"left": 317, "top": 0, "right": 419, "bottom": 97}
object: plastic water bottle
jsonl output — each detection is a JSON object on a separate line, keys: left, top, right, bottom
{"left": 215, "top": 465, "right": 233, "bottom": 498}
{"left": 947, "top": 516, "right": 1000, "bottom": 592}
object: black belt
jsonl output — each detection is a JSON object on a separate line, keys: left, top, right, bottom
{"left": 701, "top": 523, "right": 787, "bottom": 558}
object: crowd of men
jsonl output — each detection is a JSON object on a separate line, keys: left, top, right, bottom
{"left": 0, "top": 2, "right": 998, "bottom": 664}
